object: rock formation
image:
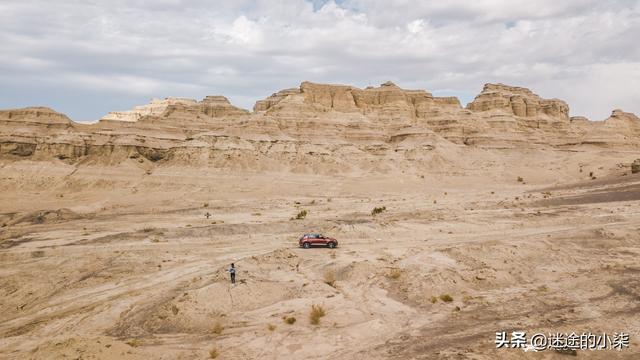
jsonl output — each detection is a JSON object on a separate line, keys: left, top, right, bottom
{"left": 100, "top": 96, "right": 248, "bottom": 123}
{"left": 1, "top": 81, "right": 638, "bottom": 173}
{"left": 467, "top": 83, "right": 569, "bottom": 120}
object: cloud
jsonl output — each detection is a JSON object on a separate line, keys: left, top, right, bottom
{"left": 0, "top": 0, "right": 638, "bottom": 121}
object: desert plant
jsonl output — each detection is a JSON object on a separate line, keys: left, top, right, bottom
{"left": 34, "top": 213, "right": 46, "bottom": 224}
{"left": 203, "top": 202, "right": 209, "bottom": 208}
{"left": 212, "top": 322, "right": 224, "bottom": 335}
{"left": 439, "top": 294, "right": 453, "bottom": 302}
{"left": 388, "top": 268, "right": 402, "bottom": 279}
{"left": 142, "top": 226, "right": 155, "bottom": 233}
{"left": 323, "top": 269, "right": 336, "bottom": 287}
{"left": 267, "top": 323, "right": 276, "bottom": 331}
{"left": 283, "top": 316, "right": 296, "bottom": 325}
{"left": 371, "top": 206, "right": 386, "bottom": 216}
{"left": 517, "top": 176, "right": 524, "bottom": 182}
{"left": 171, "top": 304, "right": 179, "bottom": 315}
{"left": 209, "top": 348, "right": 219, "bottom": 359}
{"left": 126, "top": 339, "right": 141, "bottom": 347}
{"left": 309, "top": 304, "right": 326, "bottom": 325}
{"left": 429, "top": 296, "right": 438, "bottom": 304}
{"left": 295, "top": 210, "right": 308, "bottom": 220}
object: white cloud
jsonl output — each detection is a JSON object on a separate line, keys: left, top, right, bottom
{"left": 0, "top": 0, "right": 638, "bottom": 120}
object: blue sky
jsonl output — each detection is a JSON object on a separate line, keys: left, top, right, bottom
{"left": 1, "top": 0, "right": 638, "bottom": 121}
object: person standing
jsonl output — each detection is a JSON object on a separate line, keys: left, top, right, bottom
{"left": 228, "top": 263, "right": 236, "bottom": 284}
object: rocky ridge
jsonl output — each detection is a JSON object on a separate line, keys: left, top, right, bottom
{"left": 1, "top": 82, "right": 639, "bottom": 173}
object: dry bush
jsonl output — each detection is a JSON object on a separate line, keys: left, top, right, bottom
{"left": 517, "top": 176, "right": 524, "bottom": 182}
{"left": 212, "top": 322, "right": 224, "bottom": 335}
{"left": 126, "top": 339, "right": 141, "bottom": 347}
{"left": 388, "top": 268, "right": 402, "bottom": 279}
{"left": 283, "top": 316, "right": 296, "bottom": 325}
{"left": 309, "top": 304, "right": 326, "bottom": 325}
{"left": 267, "top": 324, "right": 276, "bottom": 331}
{"left": 209, "top": 348, "right": 219, "bottom": 359}
{"left": 371, "top": 206, "right": 386, "bottom": 216}
{"left": 323, "top": 269, "right": 336, "bottom": 287}
{"left": 295, "top": 210, "right": 308, "bottom": 220}
{"left": 171, "top": 304, "right": 179, "bottom": 315}
{"left": 429, "top": 296, "right": 438, "bottom": 304}
{"left": 439, "top": 294, "right": 453, "bottom": 302}
{"left": 142, "top": 226, "right": 155, "bottom": 233}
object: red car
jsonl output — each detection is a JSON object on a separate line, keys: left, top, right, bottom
{"left": 299, "top": 233, "right": 338, "bottom": 248}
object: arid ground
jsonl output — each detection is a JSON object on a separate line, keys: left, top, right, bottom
{"left": 1, "top": 81, "right": 639, "bottom": 359}
{"left": 1, "top": 153, "right": 639, "bottom": 359}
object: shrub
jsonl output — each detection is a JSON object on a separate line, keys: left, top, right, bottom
{"left": 295, "top": 210, "right": 308, "bottom": 220}
{"left": 429, "top": 296, "right": 438, "bottom": 304}
{"left": 31, "top": 250, "right": 45, "bottom": 258}
{"left": 203, "top": 202, "right": 209, "bottom": 208}
{"left": 209, "top": 348, "right": 219, "bottom": 359}
{"left": 126, "top": 339, "right": 141, "bottom": 347}
{"left": 371, "top": 206, "right": 386, "bottom": 216}
{"left": 142, "top": 226, "right": 155, "bottom": 233}
{"left": 388, "top": 268, "right": 401, "bottom": 279}
{"left": 212, "top": 322, "right": 224, "bottom": 335}
{"left": 323, "top": 269, "right": 336, "bottom": 287}
{"left": 439, "top": 294, "right": 453, "bottom": 302}
{"left": 310, "top": 304, "right": 326, "bottom": 325}
{"left": 517, "top": 176, "right": 524, "bottom": 182}
{"left": 171, "top": 304, "right": 179, "bottom": 315}
{"left": 34, "top": 213, "right": 46, "bottom": 224}
{"left": 283, "top": 316, "right": 296, "bottom": 325}
{"left": 267, "top": 324, "right": 276, "bottom": 331}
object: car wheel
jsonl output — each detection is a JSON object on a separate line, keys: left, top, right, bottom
{"left": 303, "top": 242, "right": 310, "bottom": 249}
{"left": 327, "top": 242, "right": 335, "bottom": 248}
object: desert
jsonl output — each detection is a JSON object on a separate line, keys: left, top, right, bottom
{"left": 1, "top": 80, "right": 639, "bottom": 359}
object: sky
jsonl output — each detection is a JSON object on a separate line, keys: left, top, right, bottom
{"left": 0, "top": 0, "right": 639, "bottom": 121}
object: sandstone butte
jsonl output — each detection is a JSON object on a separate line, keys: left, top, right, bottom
{"left": 0, "top": 81, "right": 638, "bottom": 172}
